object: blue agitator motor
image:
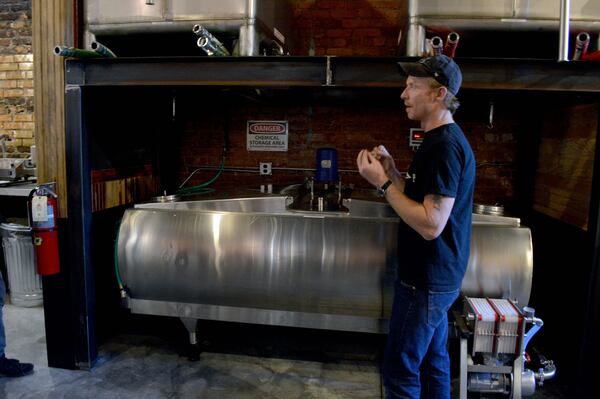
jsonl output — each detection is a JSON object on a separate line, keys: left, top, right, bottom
{"left": 315, "top": 148, "right": 339, "bottom": 182}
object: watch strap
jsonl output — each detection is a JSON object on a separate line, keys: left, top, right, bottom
{"left": 378, "top": 179, "right": 393, "bottom": 196}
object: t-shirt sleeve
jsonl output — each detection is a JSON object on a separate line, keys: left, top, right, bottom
{"left": 423, "top": 141, "right": 462, "bottom": 198}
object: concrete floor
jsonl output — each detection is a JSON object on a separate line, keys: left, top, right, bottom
{"left": 0, "top": 304, "right": 570, "bottom": 399}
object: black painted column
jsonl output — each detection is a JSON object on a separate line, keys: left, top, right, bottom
{"left": 579, "top": 104, "right": 600, "bottom": 397}
{"left": 43, "top": 61, "right": 97, "bottom": 369}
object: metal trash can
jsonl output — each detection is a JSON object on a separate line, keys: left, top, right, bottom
{"left": 0, "top": 223, "right": 43, "bottom": 307}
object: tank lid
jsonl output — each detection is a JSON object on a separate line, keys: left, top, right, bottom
{"left": 151, "top": 194, "right": 180, "bottom": 203}
{"left": 0, "top": 223, "right": 31, "bottom": 232}
{"left": 473, "top": 203, "right": 504, "bottom": 216}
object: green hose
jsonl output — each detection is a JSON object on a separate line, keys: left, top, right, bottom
{"left": 177, "top": 157, "right": 225, "bottom": 195}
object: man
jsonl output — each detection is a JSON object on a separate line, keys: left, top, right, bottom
{"left": 0, "top": 272, "right": 34, "bottom": 377}
{"left": 356, "top": 55, "right": 475, "bottom": 398}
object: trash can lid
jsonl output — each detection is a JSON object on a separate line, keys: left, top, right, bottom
{"left": 0, "top": 223, "right": 31, "bottom": 232}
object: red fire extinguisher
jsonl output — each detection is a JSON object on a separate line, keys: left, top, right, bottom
{"left": 28, "top": 183, "right": 60, "bottom": 276}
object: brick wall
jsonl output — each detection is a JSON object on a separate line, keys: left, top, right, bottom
{"left": 178, "top": 93, "right": 522, "bottom": 209}
{"left": 0, "top": 0, "right": 33, "bottom": 157}
{"left": 291, "top": 0, "right": 405, "bottom": 56}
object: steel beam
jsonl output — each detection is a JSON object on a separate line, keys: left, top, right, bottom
{"left": 65, "top": 57, "right": 600, "bottom": 93}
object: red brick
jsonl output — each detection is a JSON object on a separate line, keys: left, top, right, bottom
{"left": 291, "top": 0, "right": 317, "bottom": 10}
{"left": 310, "top": 9, "right": 332, "bottom": 19}
{"left": 352, "top": 28, "right": 382, "bottom": 38}
{"left": 326, "top": 29, "right": 352, "bottom": 38}
{"left": 330, "top": 38, "right": 347, "bottom": 47}
{"left": 370, "top": 1, "right": 402, "bottom": 10}
{"left": 317, "top": 0, "right": 347, "bottom": 9}
{"left": 330, "top": 9, "right": 359, "bottom": 19}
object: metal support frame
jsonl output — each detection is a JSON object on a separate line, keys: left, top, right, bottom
{"left": 59, "top": 56, "right": 600, "bottom": 372}
{"left": 513, "top": 355, "right": 523, "bottom": 399}
{"left": 459, "top": 337, "right": 468, "bottom": 399}
{"left": 64, "top": 62, "right": 97, "bottom": 369}
{"left": 65, "top": 57, "right": 600, "bottom": 93}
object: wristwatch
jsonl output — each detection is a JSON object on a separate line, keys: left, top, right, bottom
{"left": 377, "top": 180, "right": 393, "bottom": 197}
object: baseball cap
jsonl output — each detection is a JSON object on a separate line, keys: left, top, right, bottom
{"left": 398, "top": 55, "right": 462, "bottom": 96}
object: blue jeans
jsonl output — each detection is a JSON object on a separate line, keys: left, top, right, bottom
{"left": 383, "top": 281, "right": 459, "bottom": 399}
{"left": 0, "top": 272, "right": 5, "bottom": 357}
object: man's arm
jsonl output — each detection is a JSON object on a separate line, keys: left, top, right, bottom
{"left": 356, "top": 149, "right": 455, "bottom": 240}
{"left": 385, "top": 186, "right": 455, "bottom": 241}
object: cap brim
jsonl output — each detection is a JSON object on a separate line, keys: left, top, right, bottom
{"left": 397, "top": 61, "right": 430, "bottom": 77}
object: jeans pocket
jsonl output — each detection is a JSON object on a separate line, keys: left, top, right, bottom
{"left": 427, "top": 288, "right": 459, "bottom": 327}
{"left": 399, "top": 280, "right": 417, "bottom": 291}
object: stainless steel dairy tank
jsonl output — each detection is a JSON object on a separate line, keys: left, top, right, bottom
{"left": 118, "top": 196, "right": 532, "bottom": 333}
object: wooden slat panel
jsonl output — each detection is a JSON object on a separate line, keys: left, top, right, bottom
{"left": 90, "top": 166, "right": 159, "bottom": 212}
{"left": 32, "top": 0, "right": 69, "bottom": 217}
{"left": 534, "top": 103, "right": 598, "bottom": 230}
{"left": 91, "top": 176, "right": 159, "bottom": 212}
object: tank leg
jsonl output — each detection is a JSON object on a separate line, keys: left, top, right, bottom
{"left": 512, "top": 355, "right": 523, "bottom": 399}
{"left": 180, "top": 317, "right": 201, "bottom": 361}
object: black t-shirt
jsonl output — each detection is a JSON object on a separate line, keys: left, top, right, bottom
{"left": 398, "top": 123, "right": 475, "bottom": 291}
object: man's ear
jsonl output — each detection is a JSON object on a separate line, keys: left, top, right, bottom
{"left": 435, "top": 86, "right": 448, "bottom": 102}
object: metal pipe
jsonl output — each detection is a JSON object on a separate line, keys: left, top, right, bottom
{"left": 240, "top": 0, "right": 259, "bottom": 56}
{"left": 247, "top": 0, "right": 257, "bottom": 19}
{"left": 407, "top": 0, "right": 425, "bottom": 56}
{"left": 431, "top": 36, "right": 444, "bottom": 56}
{"left": 444, "top": 32, "right": 460, "bottom": 58}
{"left": 189, "top": 165, "right": 360, "bottom": 174}
{"left": 193, "top": 25, "right": 230, "bottom": 56}
{"left": 535, "top": 362, "right": 557, "bottom": 382}
{"left": 573, "top": 32, "right": 590, "bottom": 60}
{"left": 239, "top": 23, "right": 258, "bottom": 56}
{"left": 558, "top": 0, "right": 570, "bottom": 62}
{"left": 326, "top": 56, "right": 333, "bottom": 86}
{"left": 53, "top": 46, "right": 102, "bottom": 58}
{"left": 90, "top": 41, "right": 116, "bottom": 58}
{"left": 197, "top": 36, "right": 230, "bottom": 57}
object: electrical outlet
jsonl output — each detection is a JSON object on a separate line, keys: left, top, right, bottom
{"left": 260, "top": 162, "right": 272, "bottom": 175}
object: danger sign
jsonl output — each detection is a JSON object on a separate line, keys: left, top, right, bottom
{"left": 247, "top": 121, "right": 288, "bottom": 152}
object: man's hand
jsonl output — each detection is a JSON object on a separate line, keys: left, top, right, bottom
{"left": 372, "top": 145, "right": 397, "bottom": 179}
{"left": 356, "top": 149, "right": 388, "bottom": 187}
{"left": 372, "top": 145, "right": 405, "bottom": 192}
